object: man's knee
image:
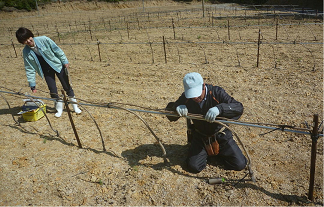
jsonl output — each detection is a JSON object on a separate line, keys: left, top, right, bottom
{"left": 187, "top": 158, "right": 206, "bottom": 173}
{"left": 232, "top": 161, "right": 247, "bottom": 171}
{"left": 224, "top": 156, "right": 247, "bottom": 171}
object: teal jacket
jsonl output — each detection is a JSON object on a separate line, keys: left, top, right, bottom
{"left": 22, "top": 36, "right": 68, "bottom": 87}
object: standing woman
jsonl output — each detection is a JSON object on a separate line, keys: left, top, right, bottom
{"left": 16, "top": 27, "right": 81, "bottom": 117}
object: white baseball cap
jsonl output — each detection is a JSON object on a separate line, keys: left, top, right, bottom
{"left": 183, "top": 72, "right": 203, "bottom": 98}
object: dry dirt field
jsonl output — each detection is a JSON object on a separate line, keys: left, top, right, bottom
{"left": 0, "top": 0, "right": 323, "bottom": 206}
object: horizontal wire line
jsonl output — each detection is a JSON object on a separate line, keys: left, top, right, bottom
{"left": 1, "top": 40, "right": 322, "bottom": 47}
{"left": 0, "top": 89, "right": 322, "bottom": 137}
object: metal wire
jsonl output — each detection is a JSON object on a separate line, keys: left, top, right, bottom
{"left": 0, "top": 89, "right": 322, "bottom": 137}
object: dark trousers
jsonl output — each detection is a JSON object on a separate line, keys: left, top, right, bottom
{"left": 187, "top": 129, "right": 247, "bottom": 173}
{"left": 36, "top": 54, "right": 74, "bottom": 99}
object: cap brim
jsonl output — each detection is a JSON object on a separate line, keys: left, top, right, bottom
{"left": 185, "top": 86, "right": 202, "bottom": 98}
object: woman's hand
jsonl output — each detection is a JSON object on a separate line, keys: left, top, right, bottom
{"left": 31, "top": 86, "right": 37, "bottom": 93}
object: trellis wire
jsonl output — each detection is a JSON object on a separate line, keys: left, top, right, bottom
{"left": 2, "top": 12, "right": 322, "bottom": 42}
{"left": 4, "top": 38, "right": 321, "bottom": 68}
{"left": 0, "top": 88, "right": 322, "bottom": 196}
{"left": 0, "top": 89, "right": 322, "bottom": 137}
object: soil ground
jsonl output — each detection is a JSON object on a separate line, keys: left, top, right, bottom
{"left": 0, "top": 0, "right": 323, "bottom": 206}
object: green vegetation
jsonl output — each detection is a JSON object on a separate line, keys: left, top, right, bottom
{"left": 1, "top": 0, "right": 321, "bottom": 12}
{"left": 0, "top": 0, "right": 122, "bottom": 11}
{"left": 0, "top": 0, "right": 267, "bottom": 11}
{"left": 0, "top": 0, "right": 46, "bottom": 11}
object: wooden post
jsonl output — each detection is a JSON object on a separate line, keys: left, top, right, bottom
{"left": 57, "top": 31, "right": 60, "bottom": 43}
{"left": 83, "top": 22, "right": 87, "bottom": 31}
{"left": 149, "top": 42, "right": 154, "bottom": 64}
{"left": 163, "top": 36, "right": 167, "bottom": 63}
{"left": 244, "top": 10, "right": 246, "bottom": 22}
{"left": 308, "top": 114, "right": 319, "bottom": 201}
{"left": 62, "top": 90, "right": 82, "bottom": 148}
{"left": 227, "top": 19, "right": 230, "bottom": 40}
{"left": 202, "top": 0, "right": 205, "bottom": 18}
{"left": 97, "top": 39, "right": 101, "bottom": 62}
{"left": 11, "top": 39, "right": 17, "bottom": 58}
{"left": 212, "top": 12, "right": 214, "bottom": 27}
{"left": 35, "top": 0, "right": 39, "bottom": 16}
{"left": 102, "top": 18, "right": 106, "bottom": 31}
{"left": 75, "top": 20, "right": 78, "bottom": 30}
{"left": 89, "top": 29, "right": 93, "bottom": 41}
{"left": 275, "top": 18, "right": 278, "bottom": 40}
{"left": 126, "top": 22, "right": 130, "bottom": 39}
{"left": 172, "top": 18, "right": 176, "bottom": 39}
{"left": 256, "top": 29, "right": 261, "bottom": 67}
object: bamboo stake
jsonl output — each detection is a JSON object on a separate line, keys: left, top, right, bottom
{"left": 244, "top": 10, "right": 246, "bottom": 22}
{"left": 149, "top": 42, "right": 154, "bottom": 64}
{"left": 62, "top": 90, "right": 82, "bottom": 148}
{"left": 89, "top": 29, "right": 93, "bottom": 41}
{"left": 97, "top": 39, "right": 101, "bottom": 62}
{"left": 11, "top": 39, "right": 17, "bottom": 58}
{"left": 275, "top": 18, "right": 278, "bottom": 40}
{"left": 57, "top": 31, "right": 61, "bottom": 43}
{"left": 127, "top": 22, "right": 130, "bottom": 39}
{"left": 256, "top": 29, "right": 261, "bottom": 67}
{"left": 202, "top": 0, "right": 205, "bottom": 17}
{"left": 163, "top": 36, "right": 167, "bottom": 63}
{"left": 172, "top": 18, "right": 176, "bottom": 39}
{"left": 308, "top": 114, "right": 319, "bottom": 201}
{"left": 75, "top": 20, "right": 78, "bottom": 31}
{"left": 137, "top": 18, "right": 140, "bottom": 30}
{"left": 212, "top": 12, "right": 214, "bottom": 27}
{"left": 102, "top": 18, "right": 107, "bottom": 31}
{"left": 227, "top": 19, "right": 230, "bottom": 40}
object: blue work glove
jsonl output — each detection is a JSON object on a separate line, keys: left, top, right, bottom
{"left": 205, "top": 107, "right": 220, "bottom": 122}
{"left": 176, "top": 105, "right": 188, "bottom": 117}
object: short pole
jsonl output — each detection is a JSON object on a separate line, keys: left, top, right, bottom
{"left": 11, "top": 39, "right": 17, "bottom": 58}
{"left": 163, "top": 36, "right": 167, "bottom": 63}
{"left": 97, "top": 39, "right": 101, "bottom": 62}
{"left": 57, "top": 31, "right": 60, "bottom": 43}
{"left": 172, "top": 18, "right": 176, "bottom": 39}
{"left": 275, "top": 18, "right": 278, "bottom": 40}
{"left": 227, "top": 19, "right": 230, "bottom": 40}
{"left": 256, "top": 29, "right": 261, "bottom": 67}
{"left": 126, "top": 22, "right": 130, "bottom": 39}
{"left": 62, "top": 90, "right": 82, "bottom": 148}
{"left": 308, "top": 114, "right": 319, "bottom": 201}
{"left": 202, "top": 0, "right": 205, "bottom": 17}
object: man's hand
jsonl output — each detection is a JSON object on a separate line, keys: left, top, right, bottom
{"left": 176, "top": 105, "right": 188, "bottom": 117}
{"left": 205, "top": 107, "right": 220, "bottom": 122}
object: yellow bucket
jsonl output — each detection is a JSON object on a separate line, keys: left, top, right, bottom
{"left": 19, "top": 99, "right": 47, "bottom": 122}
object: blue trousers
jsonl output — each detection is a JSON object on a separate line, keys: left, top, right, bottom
{"left": 187, "top": 129, "right": 247, "bottom": 173}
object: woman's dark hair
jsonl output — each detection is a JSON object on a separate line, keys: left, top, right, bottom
{"left": 16, "top": 27, "right": 34, "bottom": 44}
